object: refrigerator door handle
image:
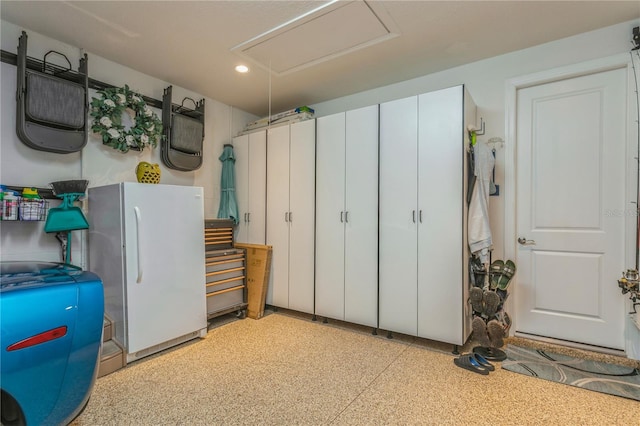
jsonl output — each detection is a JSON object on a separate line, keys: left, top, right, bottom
{"left": 134, "top": 206, "right": 143, "bottom": 283}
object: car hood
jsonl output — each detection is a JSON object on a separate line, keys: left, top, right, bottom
{"left": 0, "top": 261, "right": 86, "bottom": 291}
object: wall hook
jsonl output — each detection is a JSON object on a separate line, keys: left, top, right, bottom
{"left": 473, "top": 117, "right": 485, "bottom": 135}
{"left": 487, "top": 137, "right": 504, "bottom": 152}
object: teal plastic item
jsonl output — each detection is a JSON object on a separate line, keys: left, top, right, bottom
{"left": 44, "top": 193, "right": 88, "bottom": 233}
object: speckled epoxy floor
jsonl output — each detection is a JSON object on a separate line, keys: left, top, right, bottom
{"left": 71, "top": 311, "right": 639, "bottom": 426}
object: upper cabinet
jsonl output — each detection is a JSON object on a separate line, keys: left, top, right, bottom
{"left": 379, "top": 85, "right": 476, "bottom": 345}
{"left": 234, "top": 130, "right": 267, "bottom": 245}
{"left": 266, "top": 120, "right": 316, "bottom": 314}
{"left": 315, "top": 105, "right": 379, "bottom": 328}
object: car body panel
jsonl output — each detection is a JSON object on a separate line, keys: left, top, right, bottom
{"left": 1, "top": 262, "right": 104, "bottom": 426}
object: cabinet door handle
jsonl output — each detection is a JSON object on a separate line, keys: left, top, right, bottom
{"left": 285, "top": 212, "right": 289, "bottom": 222}
{"left": 345, "top": 211, "right": 349, "bottom": 223}
{"left": 419, "top": 210, "right": 423, "bottom": 223}
{"left": 340, "top": 211, "right": 344, "bottom": 223}
{"left": 412, "top": 210, "right": 416, "bottom": 223}
{"left": 289, "top": 211, "right": 293, "bottom": 222}
{"left": 247, "top": 212, "right": 250, "bottom": 223}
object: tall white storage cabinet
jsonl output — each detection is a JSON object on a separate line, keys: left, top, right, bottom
{"left": 266, "top": 120, "right": 316, "bottom": 313}
{"left": 233, "top": 130, "right": 266, "bottom": 244}
{"left": 315, "top": 105, "right": 379, "bottom": 328}
{"left": 379, "top": 85, "right": 475, "bottom": 345}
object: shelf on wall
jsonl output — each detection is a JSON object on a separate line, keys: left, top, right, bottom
{"left": 4, "top": 185, "right": 56, "bottom": 199}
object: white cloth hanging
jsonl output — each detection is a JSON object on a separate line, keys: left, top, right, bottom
{"left": 468, "top": 141, "right": 494, "bottom": 263}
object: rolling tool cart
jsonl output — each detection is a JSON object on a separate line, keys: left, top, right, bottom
{"left": 204, "top": 219, "right": 247, "bottom": 319}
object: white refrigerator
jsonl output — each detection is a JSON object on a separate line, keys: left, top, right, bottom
{"left": 88, "top": 182, "right": 207, "bottom": 363}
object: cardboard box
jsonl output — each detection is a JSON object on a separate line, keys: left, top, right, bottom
{"left": 234, "top": 243, "right": 272, "bottom": 319}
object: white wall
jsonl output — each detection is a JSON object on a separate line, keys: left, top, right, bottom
{"left": 0, "top": 20, "right": 257, "bottom": 268}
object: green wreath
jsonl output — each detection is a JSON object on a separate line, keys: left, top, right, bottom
{"left": 90, "top": 85, "right": 163, "bottom": 153}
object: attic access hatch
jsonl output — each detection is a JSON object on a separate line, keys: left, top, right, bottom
{"left": 231, "top": 0, "right": 399, "bottom": 76}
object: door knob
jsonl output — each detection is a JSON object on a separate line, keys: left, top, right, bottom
{"left": 518, "top": 237, "right": 536, "bottom": 245}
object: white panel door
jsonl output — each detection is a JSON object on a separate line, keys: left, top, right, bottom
{"left": 233, "top": 134, "right": 250, "bottom": 243}
{"left": 122, "top": 183, "right": 206, "bottom": 353}
{"left": 344, "top": 105, "right": 379, "bottom": 328}
{"left": 315, "top": 112, "right": 347, "bottom": 320}
{"left": 417, "top": 87, "right": 464, "bottom": 344}
{"left": 266, "top": 125, "right": 291, "bottom": 308}
{"left": 379, "top": 96, "right": 419, "bottom": 336}
{"left": 247, "top": 130, "right": 267, "bottom": 244}
{"left": 515, "top": 68, "right": 626, "bottom": 349}
{"left": 288, "top": 119, "right": 316, "bottom": 314}
{"left": 234, "top": 131, "right": 267, "bottom": 244}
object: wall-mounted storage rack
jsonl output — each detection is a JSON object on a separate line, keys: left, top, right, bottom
{"left": 3, "top": 185, "right": 56, "bottom": 199}
{"left": 1, "top": 49, "right": 203, "bottom": 114}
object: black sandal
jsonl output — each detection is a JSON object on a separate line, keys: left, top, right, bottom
{"left": 472, "top": 353, "right": 495, "bottom": 371}
{"left": 453, "top": 354, "right": 490, "bottom": 375}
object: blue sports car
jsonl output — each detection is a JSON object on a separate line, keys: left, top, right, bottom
{"left": 1, "top": 262, "right": 104, "bottom": 426}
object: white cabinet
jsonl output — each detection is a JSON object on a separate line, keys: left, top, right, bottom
{"left": 233, "top": 130, "right": 267, "bottom": 244}
{"left": 379, "top": 85, "right": 475, "bottom": 345}
{"left": 315, "top": 105, "right": 378, "bottom": 328}
{"left": 379, "top": 96, "right": 419, "bottom": 336}
{"left": 266, "top": 120, "right": 316, "bottom": 314}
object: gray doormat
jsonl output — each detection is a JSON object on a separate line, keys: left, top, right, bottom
{"left": 502, "top": 345, "right": 640, "bottom": 401}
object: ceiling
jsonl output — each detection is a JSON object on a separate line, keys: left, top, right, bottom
{"left": 1, "top": 1, "right": 639, "bottom": 117}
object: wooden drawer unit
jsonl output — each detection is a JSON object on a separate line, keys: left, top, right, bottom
{"left": 204, "top": 219, "right": 234, "bottom": 251}
{"left": 204, "top": 219, "right": 247, "bottom": 318}
{"left": 204, "top": 247, "right": 247, "bottom": 321}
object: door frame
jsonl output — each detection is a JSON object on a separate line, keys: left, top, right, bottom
{"left": 504, "top": 53, "right": 637, "bottom": 353}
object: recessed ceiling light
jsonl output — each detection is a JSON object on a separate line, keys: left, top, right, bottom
{"left": 235, "top": 65, "right": 249, "bottom": 73}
